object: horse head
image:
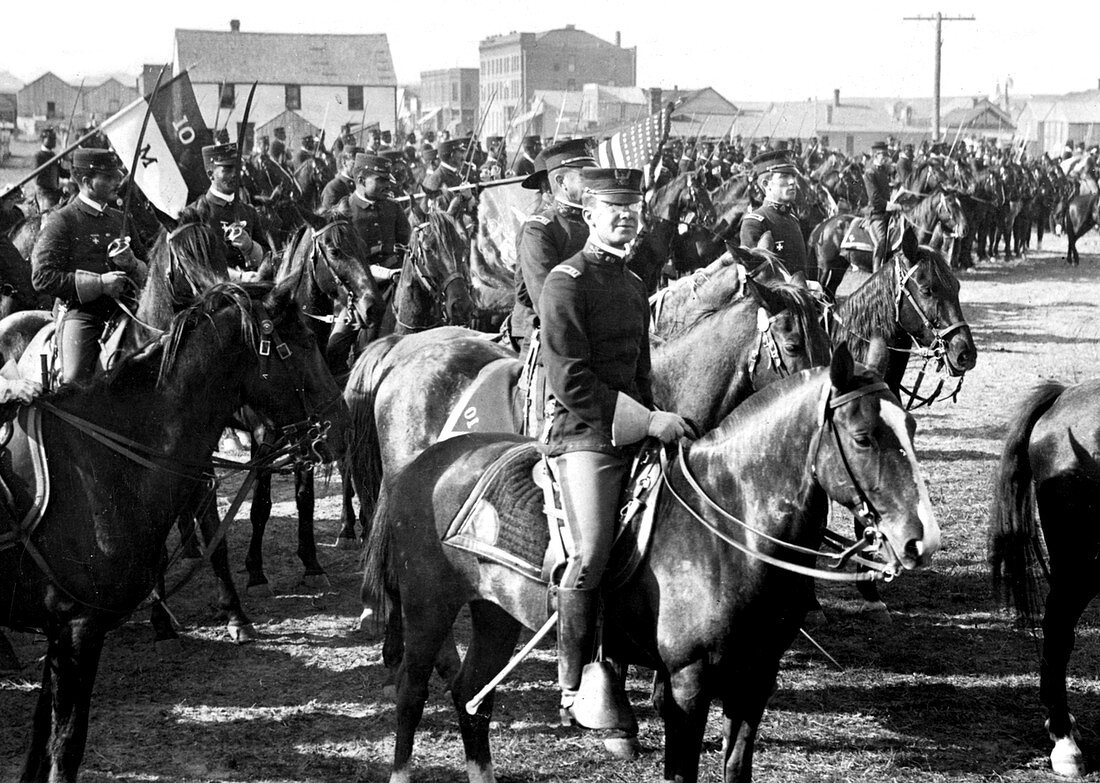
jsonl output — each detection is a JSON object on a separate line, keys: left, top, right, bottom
{"left": 307, "top": 217, "right": 381, "bottom": 330}
{"left": 814, "top": 345, "right": 940, "bottom": 570}
{"left": 405, "top": 211, "right": 475, "bottom": 326}
{"left": 895, "top": 229, "right": 977, "bottom": 377}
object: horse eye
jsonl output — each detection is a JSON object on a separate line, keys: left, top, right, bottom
{"left": 852, "top": 433, "right": 874, "bottom": 448}
{"left": 919, "top": 286, "right": 933, "bottom": 297}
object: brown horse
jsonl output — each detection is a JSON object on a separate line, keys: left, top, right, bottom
{"left": 1062, "top": 183, "right": 1098, "bottom": 266}
{"left": 0, "top": 282, "right": 346, "bottom": 783}
{"left": 340, "top": 258, "right": 829, "bottom": 547}
{"left": 363, "top": 347, "right": 940, "bottom": 783}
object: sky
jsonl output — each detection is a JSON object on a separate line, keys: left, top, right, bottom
{"left": 3, "top": 0, "right": 1097, "bottom": 102}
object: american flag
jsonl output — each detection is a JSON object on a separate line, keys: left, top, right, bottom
{"left": 594, "top": 103, "right": 672, "bottom": 174}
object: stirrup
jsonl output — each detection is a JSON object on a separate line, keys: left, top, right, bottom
{"left": 565, "top": 661, "right": 637, "bottom": 733}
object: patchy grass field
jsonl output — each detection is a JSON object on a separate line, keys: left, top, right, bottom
{"left": 4, "top": 236, "right": 1100, "bottom": 782}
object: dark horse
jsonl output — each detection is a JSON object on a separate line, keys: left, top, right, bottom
{"left": 809, "top": 189, "right": 968, "bottom": 300}
{"left": 382, "top": 210, "right": 477, "bottom": 335}
{"left": 363, "top": 347, "right": 940, "bottom": 783}
{"left": 340, "top": 258, "right": 830, "bottom": 546}
{"left": 0, "top": 282, "right": 346, "bottom": 783}
{"left": 989, "top": 379, "right": 1100, "bottom": 778}
{"left": 1062, "top": 182, "right": 1098, "bottom": 266}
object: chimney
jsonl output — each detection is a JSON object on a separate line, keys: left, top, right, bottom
{"left": 833, "top": 88, "right": 840, "bottom": 107}
{"left": 565, "top": 23, "right": 575, "bottom": 30}
{"left": 648, "top": 87, "right": 663, "bottom": 115}
{"left": 615, "top": 31, "right": 621, "bottom": 47}
{"left": 230, "top": 19, "right": 240, "bottom": 32}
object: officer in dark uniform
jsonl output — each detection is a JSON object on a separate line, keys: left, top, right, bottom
{"left": 513, "top": 135, "right": 542, "bottom": 177}
{"left": 330, "top": 153, "right": 410, "bottom": 369}
{"left": 509, "top": 137, "right": 595, "bottom": 354}
{"left": 864, "top": 140, "right": 893, "bottom": 270}
{"left": 255, "top": 139, "right": 300, "bottom": 201}
{"left": 378, "top": 149, "right": 414, "bottom": 199}
{"left": 32, "top": 148, "right": 148, "bottom": 384}
{"left": 740, "top": 149, "right": 813, "bottom": 282}
{"left": 421, "top": 137, "right": 478, "bottom": 218}
{"left": 188, "top": 142, "right": 269, "bottom": 278}
{"left": 320, "top": 145, "right": 362, "bottom": 212}
{"left": 33, "top": 128, "right": 67, "bottom": 212}
{"left": 539, "top": 167, "right": 689, "bottom": 727}
{"left": 896, "top": 143, "right": 915, "bottom": 188}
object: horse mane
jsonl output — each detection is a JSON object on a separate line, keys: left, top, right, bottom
{"left": 649, "top": 172, "right": 690, "bottom": 221}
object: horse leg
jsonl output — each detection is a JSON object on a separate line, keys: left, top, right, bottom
{"left": 200, "top": 500, "right": 256, "bottom": 643}
{"left": 720, "top": 652, "right": 785, "bottom": 783}
{"left": 654, "top": 662, "right": 710, "bottom": 783}
{"left": 336, "top": 469, "right": 360, "bottom": 547}
{"left": 390, "top": 598, "right": 464, "bottom": 783}
{"left": 450, "top": 601, "right": 522, "bottom": 783}
{"left": 21, "top": 617, "right": 105, "bottom": 783}
{"left": 245, "top": 467, "right": 274, "bottom": 594}
{"left": 294, "top": 464, "right": 327, "bottom": 589}
{"left": 149, "top": 564, "right": 181, "bottom": 650}
{"left": 0, "top": 628, "right": 20, "bottom": 672}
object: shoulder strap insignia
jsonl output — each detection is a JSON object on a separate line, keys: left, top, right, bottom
{"left": 550, "top": 263, "right": 582, "bottom": 278}
{"left": 526, "top": 214, "right": 551, "bottom": 225}
{"left": 743, "top": 212, "right": 764, "bottom": 222}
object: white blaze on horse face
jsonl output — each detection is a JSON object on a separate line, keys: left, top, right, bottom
{"left": 878, "top": 399, "right": 941, "bottom": 561}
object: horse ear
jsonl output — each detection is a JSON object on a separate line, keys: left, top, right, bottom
{"left": 900, "top": 224, "right": 919, "bottom": 262}
{"left": 830, "top": 342, "right": 855, "bottom": 390}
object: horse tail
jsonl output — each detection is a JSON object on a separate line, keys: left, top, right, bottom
{"left": 988, "top": 380, "right": 1065, "bottom": 622}
{"left": 344, "top": 335, "right": 401, "bottom": 538}
{"left": 361, "top": 483, "right": 397, "bottom": 614}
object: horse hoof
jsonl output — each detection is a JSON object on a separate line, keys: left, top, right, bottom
{"left": 1051, "top": 737, "right": 1087, "bottom": 777}
{"left": 335, "top": 535, "right": 362, "bottom": 550}
{"left": 356, "top": 607, "right": 374, "bottom": 632}
{"left": 381, "top": 682, "right": 397, "bottom": 701}
{"left": 858, "top": 601, "right": 891, "bottom": 623}
{"left": 155, "top": 638, "right": 184, "bottom": 659}
{"left": 300, "top": 573, "right": 331, "bottom": 591}
{"left": 603, "top": 736, "right": 641, "bottom": 760}
{"left": 246, "top": 582, "right": 274, "bottom": 598}
{"left": 227, "top": 622, "right": 257, "bottom": 644}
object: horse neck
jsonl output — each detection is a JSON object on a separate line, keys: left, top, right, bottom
{"left": 651, "top": 299, "right": 758, "bottom": 429}
{"left": 686, "top": 372, "right": 825, "bottom": 539}
{"left": 837, "top": 260, "right": 906, "bottom": 362}
{"left": 393, "top": 250, "right": 436, "bottom": 333}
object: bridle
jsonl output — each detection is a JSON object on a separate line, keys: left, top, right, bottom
{"left": 394, "top": 220, "right": 473, "bottom": 331}
{"left": 306, "top": 220, "right": 370, "bottom": 330}
{"left": 662, "top": 379, "right": 905, "bottom": 583}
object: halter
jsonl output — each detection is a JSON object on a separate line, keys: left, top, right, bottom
{"left": 306, "top": 220, "right": 366, "bottom": 328}
{"left": 662, "top": 379, "right": 904, "bottom": 583}
{"left": 394, "top": 221, "right": 472, "bottom": 330}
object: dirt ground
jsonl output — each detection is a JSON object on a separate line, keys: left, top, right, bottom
{"left": 4, "top": 188, "right": 1100, "bottom": 780}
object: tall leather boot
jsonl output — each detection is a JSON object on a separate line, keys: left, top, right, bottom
{"left": 557, "top": 586, "right": 598, "bottom": 723}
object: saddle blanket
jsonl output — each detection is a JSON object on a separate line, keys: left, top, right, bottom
{"left": 439, "top": 358, "right": 523, "bottom": 440}
{"left": 840, "top": 215, "right": 903, "bottom": 256}
{"left": 0, "top": 404, "right": 51, "bottom": 552}
{"left": 441, "top": 441, "right": 664, "bottom": 589}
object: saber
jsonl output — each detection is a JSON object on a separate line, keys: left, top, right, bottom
{"left": 466, "top": 611, "right": 557, "bottom": 714}
{"left": 63, "top": 78, "right": 85, "bottom": 147}
{"left": 233, "top": 81, "right": 258, "bottom": 201}
{"left": 118, "top": 63, "right": 167, "bottom": 246}
{"left": 507, "top": 94, "right": 540, "bottom": 173}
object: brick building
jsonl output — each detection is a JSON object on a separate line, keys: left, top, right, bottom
{"left": 479, "top": 25, "right": 636, "bottom": 139}
{"left": 418, "top": 68, "right": 479, "bottom": 137}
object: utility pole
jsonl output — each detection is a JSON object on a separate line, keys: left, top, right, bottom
{"left": 903, "top": 12, "right": 975, "bottom": 141}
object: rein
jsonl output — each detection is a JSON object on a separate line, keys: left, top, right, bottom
{"left": 305, "top": 221, "right": 365, "bottom": 328}
{"left": 662, "top": 380, "right": 902, "bottom": 582}
{"left": 394, "top": 220, "right": 472, "bottom": 330}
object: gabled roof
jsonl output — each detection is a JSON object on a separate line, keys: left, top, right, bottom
{"left": 665, "top": 87, "right": 738, "bottom": 116}
{"left": 535, "top": 26, "right": 623, "bottom": 49}
{"left": 941, "top": 99, "right": 1015, "bottom": 131}
{"left": 175, "top": 29, "right": 396, "bottom": 86}
{"left": 20, "top": 71, "right": 73, "bottom": 91}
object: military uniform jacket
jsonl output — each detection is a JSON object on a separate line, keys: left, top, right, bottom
{"left": 34, "top": 149, "right": 64, "bottom": 194}
{"left": 320, "top": 174, "right": 355, "bottom": 211}
{"left": 421, "top": 164, "right": 476, "bottom": 214}
{"left": 863, "top": 164, "right": 891, "bottom": 215}
{"left": 344, "top": 193, "right": 411, "bottom": 268}
{"left": 31, "top": 197, "right": 144, "bottom": 320}
{"left": 539, "top": 243, "right": 653, "bottom": 457}
{"left": 510, "top": 201, "right": 589, "bottom": 340}
{"left": 188, "top": 190, "right": 267, "bottom": 270}
{"left": 513, "top": 154, "right": 537, "bottom": 177}
{"left": 740, "top": 201, "right": 809, "bottom": 274}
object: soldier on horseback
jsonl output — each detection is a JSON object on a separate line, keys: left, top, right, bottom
{"left": 740, "top": 149, "right": 814, "bottom": 283}
{"left": 320, "top": 144, "right": 362, "bottom": 212}
{"left": 421, "top": 137, "right": 478, "bottom": 219}
{"left": 539, "top": 167, "right": 690, "bottom": 728}
{"left": 509, "top": 138, "right": 596, "bottom": 355}
{"left": 864, "top": 140, "right": 893, "bottom": 270}
{"left": 31, "top": 148, "right": 148, "bottom": 383}
{"left": 513, "top": 135, "right": 542, "bottom": 178}
{"left": 188, "top": 143, "right": 269, "bottom": 280}
{"left": 33, "top": 128, "right": 67, "bottom": 212}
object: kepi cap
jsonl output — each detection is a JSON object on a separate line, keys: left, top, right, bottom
{"left": 71, "top": 148, "right": 123, "bottom": 174}
{"left": 438, "top": 137, "right": 470, "bottom": 157}
{"left": 202, "top": 142, "right": 239, "bottom": 169}
{"left": 522, "top": 138, "right": 596, "bottom": 189}
{"left": 870, "top": 141, "right": 889, "bottom": 152}
{"left": 579, "top": 167, "right": 644, "bottom": 203}
{"left": 353, "top": 153, "right": 396, "bottom": 182}
{"left": 751, "top": 149, "right": 798, "bottom": 177}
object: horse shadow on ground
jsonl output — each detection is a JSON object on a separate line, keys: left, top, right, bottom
{"left": 963, "top": 301, "right": 1100, "bottom": 348}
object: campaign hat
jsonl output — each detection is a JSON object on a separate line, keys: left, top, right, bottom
{"left": 579, "top": 167, "right": 644, "bottom": 203}
{"left": 353, "top": 153, "right": 396, "bottom": 182}
{"left": 751, "top": 149, "right": 798, "bottom": 177}
{"left": 71, "top": 148, "right": 123, "bottom": 174}
{"left": 522, "top": 138, "right": 596, "bottom": 189}
{"left": 201, "top": 142, "right": 239, "bottom": 169}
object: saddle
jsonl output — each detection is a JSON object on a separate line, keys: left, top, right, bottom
{"left": 441, "top": 441, "right": 665, "bottom": 605}
{"left": 839, "top": 215, "right": 903, "bottom": 257}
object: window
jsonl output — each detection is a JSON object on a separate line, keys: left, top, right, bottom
{"left": 452, "top": 83, "right": 458, "bottom": 102}
{"left": 568, "top": 56, "right": 576, "bottom": 73}
{"left": 348, "top": 86, "right": 363, "bottom": 112}
{"left": 567, "top": 79, "right": 576, "bottom": 90}
{"left": 219, "top": 83, "right": 235, "bottom": 109}
{"left": 463, "top": 84, "right": 472, "bottom": 101}
{"left": 553, "top": 63, "right": 560, "bottom": 72}
{"left": 46, "top": 101, "right": 56, "bottom": 118}
{"left": 285, "top": 84, "right": 301, "bottom": 111}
